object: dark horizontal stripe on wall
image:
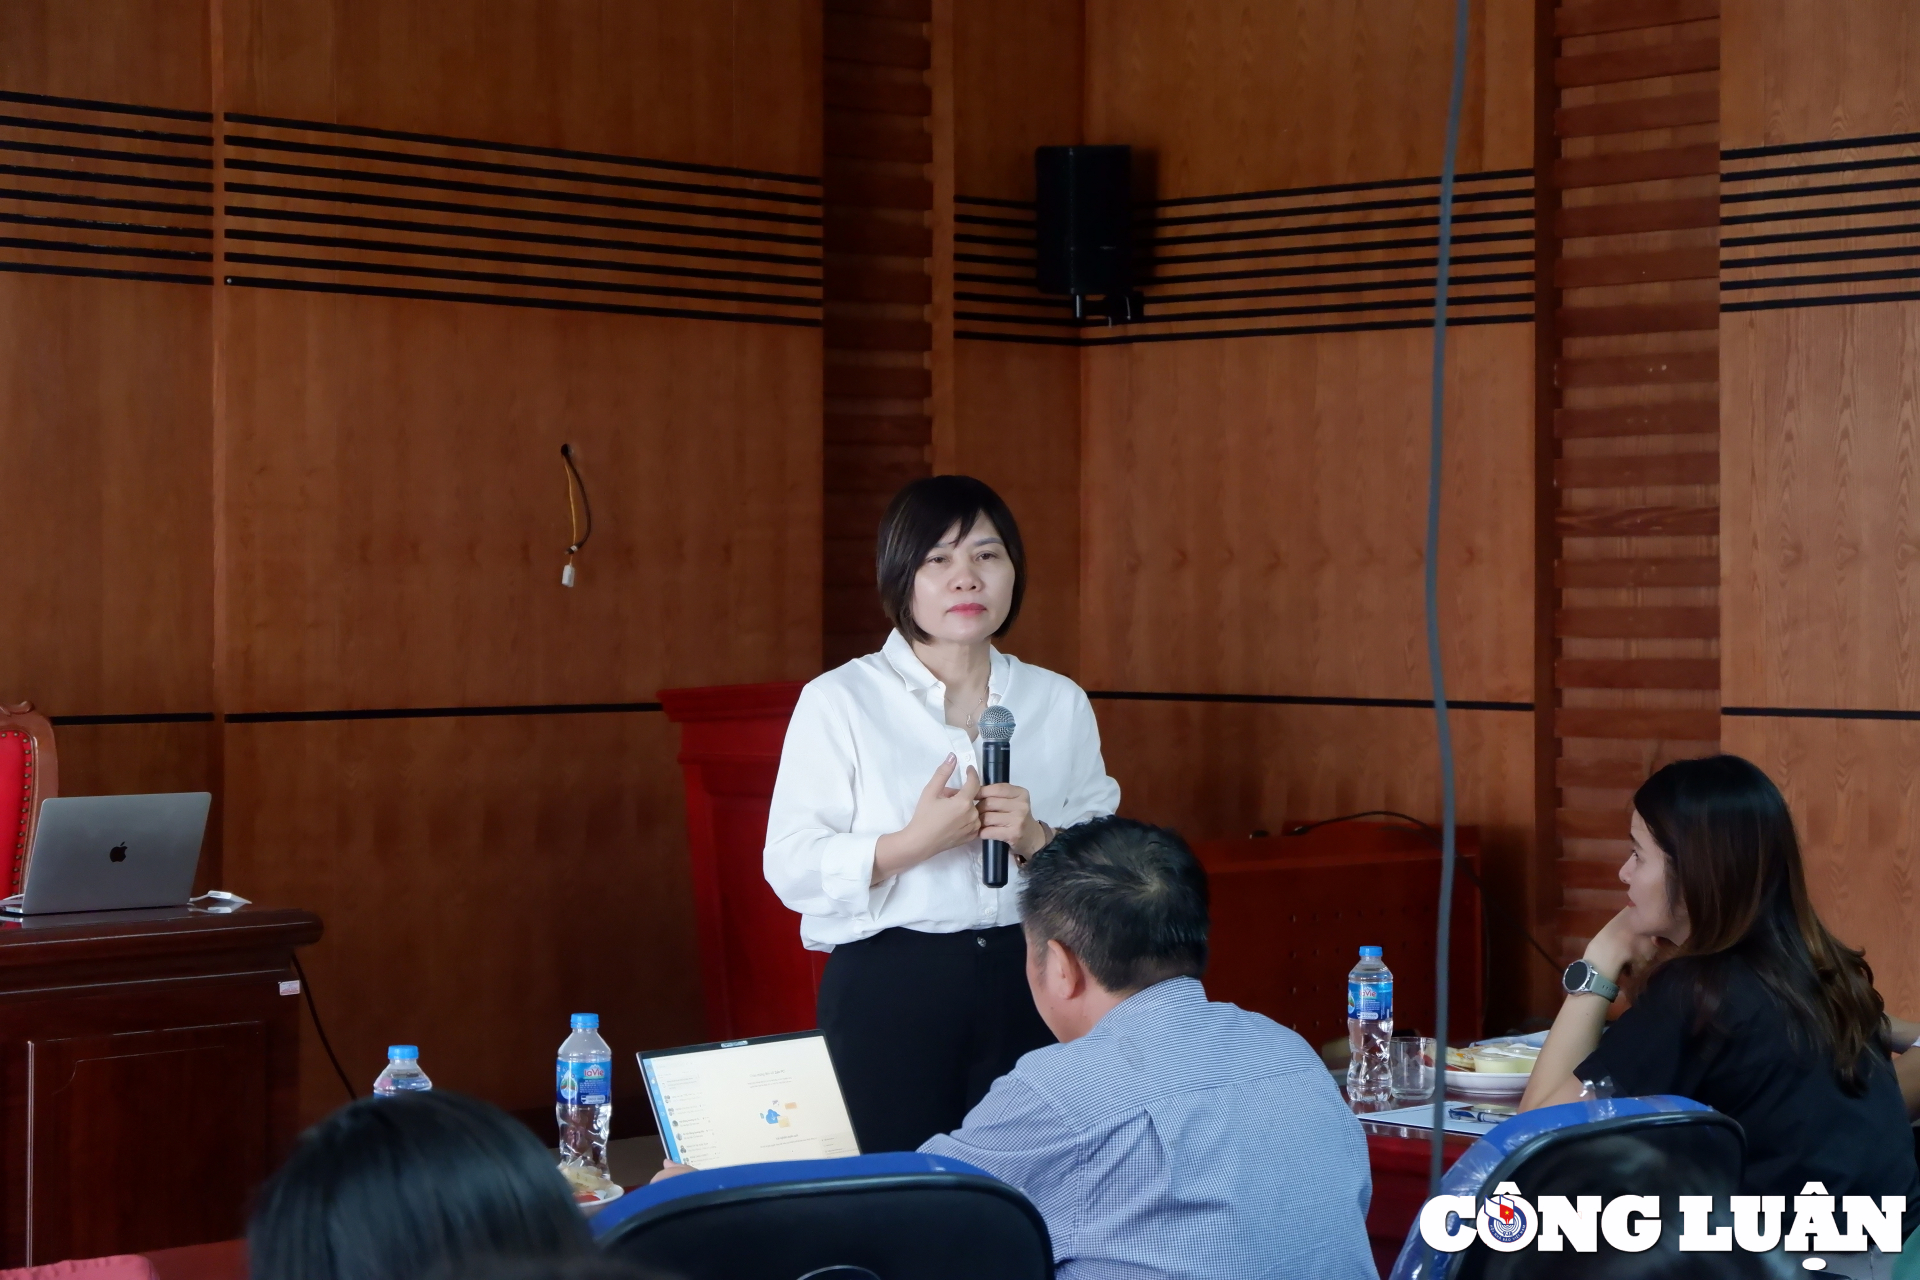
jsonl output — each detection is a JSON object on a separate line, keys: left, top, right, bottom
{"left": 1087, "top": 690, "right": 1533, "bottom": 712}
{"left": 0, "top": 210, "right": 209, "bottom": 239}
{"left": 0, "top": 259, "right": 209, "bottom": 286}
{"left": 227, "top": 702, "right": 664, "bottom": 723}
{"left": 227, "top": 228, "right": 816, "bottom": 288}
{"left": 1145, "top": 167, "right": 1532, "bottom": 209}
{"left": 959, "top": 291, "right": 1534, "bottom": 330}
{"left": 224, "top": 252, "right": 819, "bottom": 310}
{"left": 1723, "top": 129, "right": 1920, "bottom": 162}
{"left": 223, "top": 157, "right": 820, "bottom": 226}
{"left": 1722, "top": 288, "right": 1920, "bottom": 313}
{"left": 48, "top": 712, "right": 215, "bottom": 726}
{"left": 0, "top": 234, "right": 209, "bottom": 262}
{"left": 1718, "top": 134, "right": 1920, "bottom": 313}
{"left": 227, "top": 134, "right": 819, "bottom": 207}
{"left": 1723, "top": 706, "right": 1920, "bottom": 722}
{"left": 224, "top": 274, "right": 821, "bottom": 328}
{"left": 0, "top": 137, "right": 211, "bottom": 170}
{"left": 958, "top": 310, "right": 1534, "bottom": 348}
{"left": 224, "top": 182, "right": 818, "bottom": 246}
{"left": 0, "top": 88, "right": 211, "bottom": 125}
{"left": 0, "top": 110, "right": 209, "bottom": 147}
{"left": 226, "top": 113, "right": 818, "bottom": 188}
{"left": 0, "top": 161, "right": 209, "bottom": 193}
{"left": 229, "top": 205, "right": 819, "bottom": 269}
{"left": 1723, "top": 265, "right": 1920, "bottom": 292}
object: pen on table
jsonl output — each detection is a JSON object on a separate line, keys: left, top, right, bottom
{"left": 1447, "top": 1104, "right": 1515, "bottom": 1125}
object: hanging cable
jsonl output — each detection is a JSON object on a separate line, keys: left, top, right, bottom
{"left": 292, "top": 953, "right": 358, "bottom": 1103}
{"left": 560, "top": 443, "right": 593, "bottom": 587}
{"left": 1426, "top": 0, "right": 1473, "bottom": 1193}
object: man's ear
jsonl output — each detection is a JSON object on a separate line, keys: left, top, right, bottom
{"left": 1046, "top": 938, "right": 1088, "bottom": 1000}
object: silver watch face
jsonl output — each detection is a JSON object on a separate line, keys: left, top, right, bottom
{"left": 1563, "top": 960, "right": 1592, "bottom": 994}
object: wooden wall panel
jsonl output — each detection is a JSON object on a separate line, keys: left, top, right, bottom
{"left": 223, "top": 714, "right": 701, "bottom": 1122}
{"left": 220, "top": 292, "right": 820, "bottom": 712}
{"left": 8, "top": 0, "right": 824, "bottom": 1137}
{"left": 222, "top": 0, "right": 818, "bottom": 175}
{"left": 935, "top": 0, "right": 1084, "bottom": 674}
{"left": 1721, "top": 717, "right": 1920, "bottom": 1016}
{"left": 1081, "top": 326, "right": 1535, "bottom": 702}
{"left": 1718, "top": 0, "right": 1920, "bottom": 1016}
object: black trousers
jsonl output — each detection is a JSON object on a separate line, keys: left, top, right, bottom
{"left": 817, "top": 924, "right": 1056, "bottom": 1153}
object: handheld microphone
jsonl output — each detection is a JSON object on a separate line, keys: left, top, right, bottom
{"left": 978, "top": 705, "right": 1016, "bottom": 887}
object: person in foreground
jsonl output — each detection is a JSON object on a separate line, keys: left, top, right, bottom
{"left": 1520, "top": 755, "right": 1919, "bottom": 1212}
{"left": 918, "top": 815, "right": 1375, "bottom": 1280}
{"left": 249, "top": 1090, "right": 594, "bottom": 1280}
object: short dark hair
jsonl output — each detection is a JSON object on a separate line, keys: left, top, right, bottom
{"left": 1020, "top": 816, "right": 1210, "bottom": 993}
{"left": 875, "top": 475, "right": 1026, "bottom": 643}
{"left": 248, "top": 1091, "right": 592, "bottom": 1280}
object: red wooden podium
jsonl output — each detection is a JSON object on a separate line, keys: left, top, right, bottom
{"left": 660, "top": 682, "right": 822, "bottom": 1041}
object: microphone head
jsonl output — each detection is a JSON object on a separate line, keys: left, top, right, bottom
{"left": 978, "top": 705, "right": 1016, "bottom": 744}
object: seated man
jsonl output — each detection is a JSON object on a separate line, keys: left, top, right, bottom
{"left": 919, "top": 815, "right": 1375, "bottom": 1280}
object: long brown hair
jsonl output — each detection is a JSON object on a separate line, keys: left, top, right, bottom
{"left": 1635, "top": 755, "right": 1886, "bottom": 1092}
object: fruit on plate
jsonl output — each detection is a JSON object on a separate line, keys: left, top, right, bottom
{"left": 560, "top": 1162, "right": 616, "bottom": 1202}
{"left": 1446, "top": 1044, "right": 1539, "bottom": 1073}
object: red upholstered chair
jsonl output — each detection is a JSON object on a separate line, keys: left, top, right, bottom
{"left": 0, "top": 702, "right": 57, "bottom": 896}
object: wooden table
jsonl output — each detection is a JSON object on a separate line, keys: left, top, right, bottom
{"left": 0, "top": 906, "right": 321, "bottom": 1264}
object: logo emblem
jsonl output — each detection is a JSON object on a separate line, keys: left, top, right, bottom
{"left": 108, "top": 844, "right": 127, "bottom": 863}
{"left": 1476, "top": 1182, "right": 1539, "bottom": 1251}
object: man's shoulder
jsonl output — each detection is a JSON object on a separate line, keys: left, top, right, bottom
{"left": 1011, "top": 985, "right": 1330, "bottom": 1111}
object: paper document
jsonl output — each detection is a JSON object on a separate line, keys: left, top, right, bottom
{"left": 640, "top": 1030, "right": 861, "bottom": 1170}
{"left": 1361, "top": 1103, "right": 1504, "bottom": 1136}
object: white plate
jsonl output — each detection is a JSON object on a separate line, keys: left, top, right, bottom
{"left": 1445, "top": 1067, "right": 1530, "bottom": 1097}
{"left": 576, "top": 1182, "right": 625, "bottom": 1215}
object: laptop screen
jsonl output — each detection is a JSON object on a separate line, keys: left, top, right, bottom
{"left": 639, "top": 1030, "right": 861, "bottom": 1169}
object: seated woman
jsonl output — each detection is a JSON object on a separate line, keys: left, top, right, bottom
{"left": 1521, "top": 754, "right": 1920, "bottom": 1203}
{"left": 249, "top": 1090, "right": 594, "bottom": 1280}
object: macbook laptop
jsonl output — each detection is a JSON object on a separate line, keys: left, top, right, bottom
{"left": 640, "top": 1029, "right": 861, "bottom": 1170}
{"left": 2, "top": 793, "right": 212, "bottom": 916}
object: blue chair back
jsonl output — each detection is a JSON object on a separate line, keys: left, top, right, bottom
{"left": 1389, "top": 1096, "right": 1746, "bottom": 1280}
{"left": 593, "top": 1152, "right": 1052, "bottom": 1280}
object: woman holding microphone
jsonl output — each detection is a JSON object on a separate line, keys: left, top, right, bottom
{"left": 765, "top": 475, "right": 1120, "bottom": 1152}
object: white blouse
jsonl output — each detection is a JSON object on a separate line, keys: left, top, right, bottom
{"left": 764, "top": 630, "right": 1122, "bottom": 950}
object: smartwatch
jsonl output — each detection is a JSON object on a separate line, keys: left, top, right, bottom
{"left": 1563, "top": 959, "right": 1620, "bottom": 1003}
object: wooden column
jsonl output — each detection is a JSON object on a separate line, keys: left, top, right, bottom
{"left": 1547, "top": 0, "right": 1723, "bottom": 957}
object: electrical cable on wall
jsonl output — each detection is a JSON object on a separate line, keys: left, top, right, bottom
{"left": 560, "top": 443, "right": 593, "bottom": 587}
{"left": 292, "top": 953, "right": 358, "bottom": 1102}
{"left": 1426, "top": 0, "right": 1472, "bottom": 1192}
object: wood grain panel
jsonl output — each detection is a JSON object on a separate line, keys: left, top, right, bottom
{"left": 1081, "top": 324, "right": 1534, "bottom": 702}
{"left": 1556, "top": 0, "right": 1719, "bottom": 39}
{"left": 224, "top": 713, "right": 702, "bottom": 1126}
{"left": 1554, "top": 90, "right": 1718, "bottom": 137}
{"left": 1722, "top": 304, "right": 1920, "bottom": 709}
{"left": 222, "top": 0, "right": 818, "bottom": 177}
{"left": 220, "top": 289, "right": 820, "bottom": 711}
{"left": 1723, "top": 717, "right": 1920, "bottom": 1018}
{"left": 1081, "top": 0, "right": 1531, "bottom": 197}
{"left": 0, "top": 276, "right": 212, "bottom": 718}
{"left": 1720, "top": 0, "right": 1920, "bottom": 151}
{"left": 1556, "top": 402, "right": 1717, "bottom": 436}
{"left": 0, "top": 0, "right": 210, "bottom": 111}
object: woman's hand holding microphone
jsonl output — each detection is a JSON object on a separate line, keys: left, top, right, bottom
{"left": 872, "top": 754, "right": 1050, "bottom": 885}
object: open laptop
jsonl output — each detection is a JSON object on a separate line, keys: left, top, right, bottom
{"left": 2, "top": 793, "right": 212, "bottom": 916}
{"left": 640, "top": 1029, "right": 861, "bottom": 1170}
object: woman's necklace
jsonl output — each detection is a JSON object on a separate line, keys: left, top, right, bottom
{"left": 951, "top": 688, "right": 988, "bottom": 732}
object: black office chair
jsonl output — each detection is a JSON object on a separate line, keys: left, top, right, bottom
{"left": 1390, "top": 1096, "right": 1789, "bottom": 1280}
{"left": 592, "top": 1152, "right": 1052, "bottom": 1280}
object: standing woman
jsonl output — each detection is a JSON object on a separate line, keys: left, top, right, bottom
{"left": 765, "top": 475, "right": 1120, "bottom": 1152}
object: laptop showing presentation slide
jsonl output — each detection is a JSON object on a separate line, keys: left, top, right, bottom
{"left": 640, "top": 1030, "right": 861, "bottom": 1170}
{"left": 3, "top": 793, "right": 211, "bottom": 916}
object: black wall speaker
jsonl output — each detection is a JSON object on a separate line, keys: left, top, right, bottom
{"left": 1035, "top": 145, "right": 1135, "bottom": 318}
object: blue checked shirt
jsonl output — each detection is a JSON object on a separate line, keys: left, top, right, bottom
{"left": 921, "top": 977, "right": 1375, "bottom": 1280}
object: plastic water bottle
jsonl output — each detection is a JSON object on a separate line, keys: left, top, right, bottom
{"left": 372, "top": 1045, "right": 432, "bottom": 1095}
{"left": 1346, "top": 946, "right": 1394, "bottom": 1104}
{"left": 556, "top": 1013, "right": 613, "bottom": 1177}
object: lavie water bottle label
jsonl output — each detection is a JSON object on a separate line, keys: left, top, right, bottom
{"left": 557, "top": 1058, "right": 612, "bottom": 1106}
{"left": 1348, "top": 979, "right": 1393, "bottom": 1022}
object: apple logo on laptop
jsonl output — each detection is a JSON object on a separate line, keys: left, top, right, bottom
{"left": 109, "top": 843, "right": 127, "bottom": 863}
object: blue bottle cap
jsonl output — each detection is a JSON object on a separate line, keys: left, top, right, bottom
{"left": 570, "top": 1013, "right": 599, "bottom": 1030}
{"left": 388, "top": 1045, "right": 419, "bottom": 1060}
{"left": 1359, "top": 946, "right": 1383, "bottom": 959}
